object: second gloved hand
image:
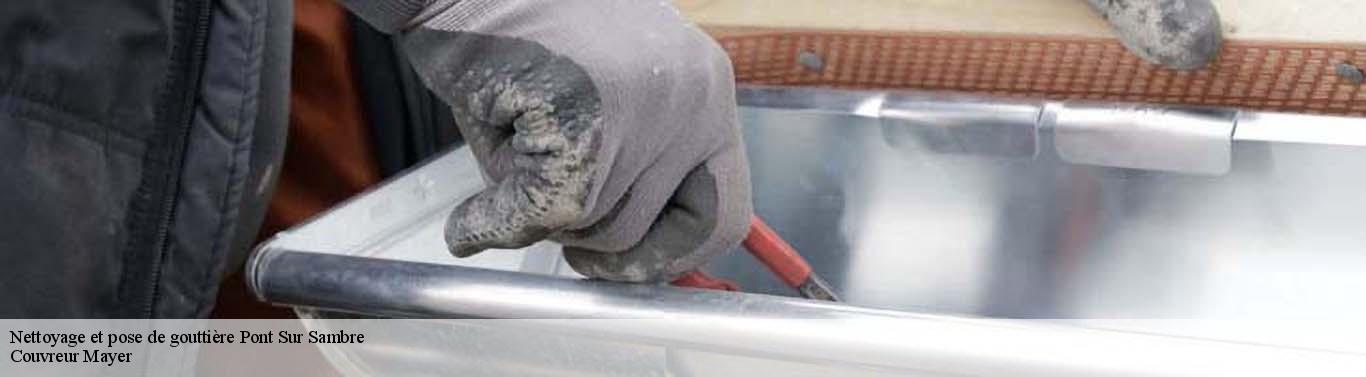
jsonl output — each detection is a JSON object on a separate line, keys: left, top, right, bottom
{"left": 1084, "top": 0, "right": 1222, "bottom": 70}
{"left": 343, "top": 0, "right": 752, "bottom": 282}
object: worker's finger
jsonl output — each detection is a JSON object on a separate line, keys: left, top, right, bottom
{"left": 552, "top": 144, "right": 697, "bottom": 254}
{"left": 424, "top": 34, "right": 605, "bottom": 258}
{"left": 441, "top": 108, "right": 599, "bottom": 256}
{"left": 444, "top": 165, "right": 591, "bottom": 258}
{"left": 564, "top": 147, "right": 751, "bottom": 283}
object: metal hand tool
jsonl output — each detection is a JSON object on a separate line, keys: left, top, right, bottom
{"left": 672, "top": 216, "right": 840, "bottom": 301}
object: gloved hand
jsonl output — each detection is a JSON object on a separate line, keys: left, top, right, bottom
{"left": 340, "top": 0, "right": 752, "bottom": 282}
{"left": 1085, "top": 0, "right": 1222, "bottom": 70}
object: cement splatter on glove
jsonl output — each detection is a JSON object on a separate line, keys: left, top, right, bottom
{"left": 1086, "top": 0, "right": 1223, "bottom": 70}
{"left": 339, "top": 0, "right": 752, "bottom": 282}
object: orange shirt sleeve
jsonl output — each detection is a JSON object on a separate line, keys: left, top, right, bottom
{"left": 262, "top": 0, "right": 383, "bottom": 237}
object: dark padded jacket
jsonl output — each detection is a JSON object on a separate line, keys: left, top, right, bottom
{"left": 0, "top": 0, "right": 293, "bottom": 318}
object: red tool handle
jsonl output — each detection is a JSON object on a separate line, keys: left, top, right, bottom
{"left": 672, "top": 271, "right": 739, "bottom": 291}
{"left": 672, "top": 216, "right": 813, "bottom": 292}
{"left": 742, "top": 215, "right": 812, "bottom": 288}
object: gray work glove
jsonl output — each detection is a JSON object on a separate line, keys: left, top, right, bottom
{"left": 340, "top": 0, "right": 752, "bottom": 282}
{"left": 1085, "top": 0, "right": 1223, "bottom": 70}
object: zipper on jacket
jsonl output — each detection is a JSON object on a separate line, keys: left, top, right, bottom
{"left": 145, "top": 0, "right": 213, "bottom": 318}
{"left": 119, "top": 0, "right": 214, "bottom": 318}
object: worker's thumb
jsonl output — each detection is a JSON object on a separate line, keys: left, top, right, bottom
{"left": 444, "top": 164, "right": 592, "bottom": 258}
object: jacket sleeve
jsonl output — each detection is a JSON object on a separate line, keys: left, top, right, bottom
{"left": 337, "top": 0, "right": 456, "bottom": 34}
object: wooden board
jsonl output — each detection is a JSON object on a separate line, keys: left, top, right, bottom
{"left": 677, "top": 0, "right": 1366, "bottom": 44}
{"left": 675, "top": 0, "right": 1366, "bottom": 115}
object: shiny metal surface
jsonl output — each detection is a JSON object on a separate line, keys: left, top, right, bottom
{"left": 252, "top": 249, "right": 897, "bottom": 319}
{"left": 1234, "top": 111, "right": 1366, "bottom": 147}
{"left": 716, "top": 86, "right": 1366, "bottom": 318}
{"left": 250, "top": 252, "right": 1366, "bottom": 376}
{"left": 293, "top": 316, "right": 1366, "bottom": 377}
{"left": 743, "top": 87, "right": 1244, "bottom": 174}
{"left": 248, "top": 86, "right": 1366, "bottom": 374}
{"left": 250, "top": 86, "right": 1366, "bottom": 318}
{"left": 880, "top": 93, "right": 1041, "bottom": 158}
{"left": 1052, "top": 103, "right": 1234, "bottom": 174}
